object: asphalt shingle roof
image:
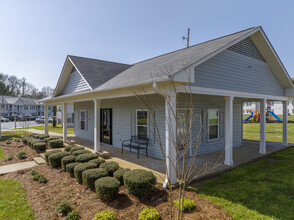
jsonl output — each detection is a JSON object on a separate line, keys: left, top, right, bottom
{"left": 68, "top": 56, "right": 132, "bottom": 90}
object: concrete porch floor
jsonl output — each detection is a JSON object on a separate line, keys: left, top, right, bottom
{"left": 68, "top": 136, "right": 291, "bottom": 184}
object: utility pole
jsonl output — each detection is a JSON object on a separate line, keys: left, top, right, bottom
{"left": 182, "top": 28, "right": 190, "bottom": 48}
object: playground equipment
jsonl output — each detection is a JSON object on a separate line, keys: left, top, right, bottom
{"left": 243, "top": 106, "right": 283, "bottom": 122}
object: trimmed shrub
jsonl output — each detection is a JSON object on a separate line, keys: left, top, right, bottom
{"left": 61, "top": 155, "right": 76, "bottom": 171}
{"left": 93, "top": 210, "right": 116, "bottom": 220}
{"left": 72, "top": 149, "right": 91, "bottom": 156}
{"left": 95, "top": 177, "right": 120, "bottom": 201}
{"left": 74, "top": 162, "right": 97, "bottom": 183}
{"left": 49, "top": 139, "right": 63, "bottom": 148}
{"left": 29, "top": 138, "right": 44, "bottom": 148}
{"left": 17, "top": 151, "right": 27, "bottom": 159}
{"left": 173, "top": 198, "right": 195, "bottom": 212}
{"left": 48, "top": 152, "right": 70, "bottom": 168}
{"left": 32, "top": 134, "right": 40, "bottom": 139}
{"left": 33, "top": 142, "right": 47, "bottom": 153}
{"left": 99, "top": 161, "right": 119, "bottom": 176}
{"left": 89, "top": 158, "right": 105, "bottom": 167}
{"left": 65, "top": 210, "right": 80, "bottom": 220}
{"left": 44, "top": 150, "right": 62, "bottom": 163}
{"left": 21, "top": 135, "right": 29, "bottom": 144}
{"left": 66, "top": 162, "right": 80, "bottom": 177}
{"left": 113, "top": 168, "right": 130, "bottom": 185}
{"left": 57, "top": 200, "right": 72, "bottom": 215}
{"left": 64, "top": 145, "right": 72, "bottom": 152}
{"left": 38, "top": 134, "right": 49, "bottom": 139}
{"left": 138, "top": 208, "right": 160, "bottom": 220}
{"left": 75, "top": 153, "right": 98, "bottom": 163}
{"left": 69, "top": 146, "right": 84, "bottom": 153}
{"left": 44, "top": 137, "right": 59, "bottom": 143}
{"left": 82, "top": 168, "right": 108, "bottom": 191}
{"left": 124, "top": 169, "right": 156, "bottom": 198}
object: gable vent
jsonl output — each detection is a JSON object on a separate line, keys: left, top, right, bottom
{"left": 228, "top": 37, "right": 266, "bottom": 62}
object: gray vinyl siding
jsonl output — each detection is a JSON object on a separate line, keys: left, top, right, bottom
{"left": 178, "top": 94, "right": 242, "bottom": 155}
{"left": 62, "top": 70, "right": 90, "bottom": 95}
{"left": 194, "top": 49, "right": 285, "bottom": 96}
{"left": 74, "top": 95, "right": 166, "bottom": 159}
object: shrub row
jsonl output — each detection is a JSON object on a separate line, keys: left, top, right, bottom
{"left": 22, "top": 134, "right": 64, "bottom": 152}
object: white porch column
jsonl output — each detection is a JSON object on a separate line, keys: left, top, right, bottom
{"left": 283, "top": 101, "right": 288, "bottom": 146}
{"left": 224, "top": 96, "right": 234, "bottom": 165}
{"left": 63, "top": 103, "right": 67, "bottom": 142}
{"left": 94, "top": 99, "right": 101, "bottom": 153}
{"left": 44, "top": 105, "right": 49, "bottom": 135}
{"left": 259, "top": 99, "right": 267, "bottom": 154}
{"left": 163, "top": 92, "right": 177, "bottom": 187}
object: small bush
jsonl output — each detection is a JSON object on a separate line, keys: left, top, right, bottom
{"left": 32, "top": 134, "right": 40, "bottom": 139}
{"left": 64, "top": 145, "right": 72, "bottom": 152}
{"left": 113, "top": 168, "right": 130, "bottom": 185}
{"left": 57, "top": 200, "right": 72, "bottom": 215}
{"left": 61, "top": 155, "right": 76, "bottom": 171}
{"left": 89, "top": 158, "right": 105, "bottom": 167}
{"left": 75, "top": 153, "right": 98, "bottom": 163}
{"left": 7, "top": 155, "right": 14, "bottom": 161}
{"left": 95, "top": 177, "right": 120, "bottom": 201}
{"left": 14, "top": 137, "right": 20, "bottom": 142}
{"left": 173, "top": 198, "right": 195, "bottom": 212}
{"left": 138, "top": 208, "right": 160, "bottom": 220}
{"left": 6, "top": 140, "right": 11, "bottom": 144}
{"left": 69, "top": 146, "right": 84, "bottom": 153}
{"left": 99, "top": 161, "right": 119, "bottom": 176}
{"left": 44, "top": 150, "right": 62, "bottom": 163}
{"left": 65, "top": 210, "right": 80, "bottom": 220}
{"left": 74, "top": 162, "right": 97, "bottom": 183}
{"left": 44, "top": 137, "right": 59, "bottom": 143}
{"left": 33, "top": 173, "right": 47, "bottom": 183}
{"left": 66, "top": 162, "right": 80, "bottom": 177}
{"left": 124, "top": 169, "right": 156, "bottom": 198}
{"left": 33, "top": 142, "right": 47, "bottom": 153}
{"left": 38, "top": 134, "right": 49, "bottom": 139}
{"left": 72, "top": 149, "right": 91, "bottom": 156}
{"left": 49, "top": 139, "right": 63, "bottom": 148}
{"left": 93, "top": 210, "right": 116, "bottom": 220}
{"left": 21, "top": 135, "right": 30, "bottom": 144}
{"left": 48, "top": 152, "right": 70, "bottom": 168}
{"left": 30, "top": 169, "right": 38, "bottom": 176}
{"left": 17, "top": 151, "right": 27, "bottom": 160}
{"left": 82, "top": 168, "right": 108, "bottom": 191}
{"left": 29, "top": 139, "right": 45, "bottom": 148}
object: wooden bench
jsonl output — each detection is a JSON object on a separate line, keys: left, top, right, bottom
{"left": 121, "top": 135, "right": 149, "bottom": 159}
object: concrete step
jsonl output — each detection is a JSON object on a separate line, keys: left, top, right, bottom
{"left": 0, "top": 161, "right": 37, "bottom": 175}
{"left": 33, "top": 157, "right": 46, "bottom": 165}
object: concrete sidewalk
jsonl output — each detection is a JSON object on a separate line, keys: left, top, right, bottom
{"left": 0, "top": 161, "right": 37, "bottom": 175}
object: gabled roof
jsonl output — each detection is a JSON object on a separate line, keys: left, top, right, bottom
{"left": 0, "top": 96, "right": 39, "bottom": 105}
{"left": 51, "top": 26, "right": 293, "bottom": 100}
{"left": 68, "top": 56, "right": 132, "bottom": 90}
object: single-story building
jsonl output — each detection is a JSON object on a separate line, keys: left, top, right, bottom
{"left": 41, "top": 26, "right": 294, "bottom": 185}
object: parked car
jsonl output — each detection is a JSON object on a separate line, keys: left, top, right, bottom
{"left": 30, "top": 116, "right": 36, "bottom": 120}
{"left": 35, "top": 116, "right": 53, "bottom": 124}
{"left": 9, "top": 114, "right": 22, "bottom": 121}
{"left": 1, "top": 117, "right": 9, "bottom": 122}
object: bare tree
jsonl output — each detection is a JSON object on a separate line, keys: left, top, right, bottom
{"left": 134, "top": 67, "right": 222, "bottom": 220}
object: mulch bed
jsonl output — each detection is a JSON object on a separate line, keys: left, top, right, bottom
{"left": 0, "top": 140, "right": 40, "bottom": 166}
{"left": 1, "top": 163, "right": 233, "bottom": 220}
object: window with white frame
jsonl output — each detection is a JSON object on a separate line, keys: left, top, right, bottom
{"left": 80, "top": 111, "right": 86, "bottom": 130}
{"left": 208, "top": 109, "right": 219, "bottom": 140}
{"left": 136, "top": 110, "right": 148, "bottom": 139}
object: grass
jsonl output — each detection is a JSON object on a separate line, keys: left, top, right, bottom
{"left": 243, "top": 114, "right": 294, "bottom": 121}
{"left": 0, "top": 147, "right": 4, "bottom": 161}
{"left": 243, "top": 122, "right": 294, "bottom": 142}
{"left": 196, "top": 147, "right": 294, "bottom": 220}
{"left": 16, "top": 124, "right": 74, "bottom": 134}
{"left": 0, "top": 179, "right": 35, "bottom": 219}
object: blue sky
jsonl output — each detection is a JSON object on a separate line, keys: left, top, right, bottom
{"left": 0, "top": 0, "right": 293, "bottom": 89}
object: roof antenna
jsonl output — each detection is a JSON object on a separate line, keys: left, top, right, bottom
{"left": 182, "top": 28, "right": 190, "bottom": 48}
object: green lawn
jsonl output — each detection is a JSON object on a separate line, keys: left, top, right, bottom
{"left": 17, "top": 124, "right": 74, "bottom": 134}
{"left": 196, "top": 147, "right": 294, "bottom": 220}
{"left": 0, "top": 147, "right": 4, "bottom": 161}
{"left": 0, "top": 179, "right": 35, "bottom": 219}
{"left": 243, "top": 122, "right": 294, "bottom": 142}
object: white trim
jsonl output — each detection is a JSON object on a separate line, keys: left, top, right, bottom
{"left": 207, "top": 109, "right": 220, "bottom": 141}
{"left": 136, "top": 109, "right": 148, "bottom": 138}
{"left": 180, "top": 85, "right": 288, "bottom": 101}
